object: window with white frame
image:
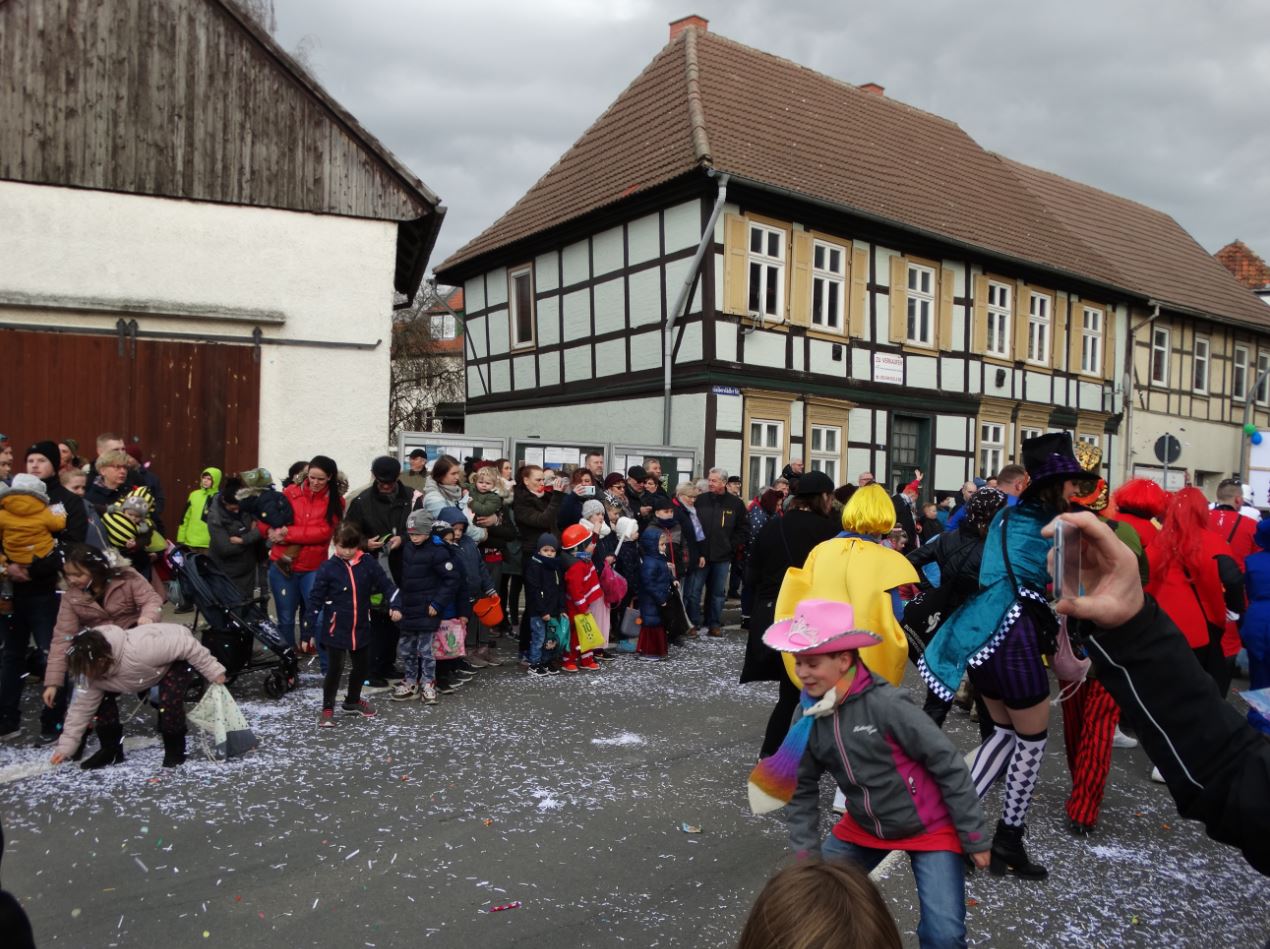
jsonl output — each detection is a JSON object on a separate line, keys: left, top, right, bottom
{"left": 809, "top": 425, "right": 841, "bottom": 484}
{"left": 1150, "top": 327, "right": 1170, "bottom": 385}
{"left": 1080, "top": 307, "right": 1103, "bottom": 375}
{"left": 979, "top": 422, "right": 1006, "bottom": 480}
{"left": 748, "top": 419, "right": 784, "bottom": 492}
{"left": 508, "top": 265, "right": 535, "bottom": 348}
{"left": 986, "top": 282, "right": 1011, "bottom": 357}
{"left": 1019, "top": 426, "right": 1042, "bottom": 458}
{"left": 1193, "top": 336, "right": 1210, "bottom": 393}
{"left": 1077, "top": 433, "right": 1101, "bottom": 448}
{"left": 906, "top": 264, "right": 935, "bottom": 346}
{"left": 747, "top": 224, "right": 785, "bottom": 320}
{"left": 1258, "top": 352, "right": 1270, "bottom": 406}
{"left": 1233, "top": 345, "right": 1249, "bottom": 401}
{"left": 1027, "top": 292, "right": 1050, "bottom": 364}
{"left": 430, "top": 313, "right": 457, "bottom": 340}
{"left": 811, "top": 241, "right": 845, "bottom": 331}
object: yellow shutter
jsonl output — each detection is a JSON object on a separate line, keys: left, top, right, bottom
{"left": 722, "top": 213, "right": 749, "bottom": 316}
{"left": 1048, "top": 292, "right": 1066, "bottom": 370}
{"left": 972, "top": 274, "right": 989, "bottom": 354}
{"left": 849, "top": 246, "right": 869, "bottom": 338}
{"left": 938, "top": 266, "right": 956, "bottom": 351}
{"left": 789, "top": 230, "right": 813, "bottom": 327}
{"left": 1103, "top": 307, "right": 1116, "bottom": 378}
{"left": 1067, "top": 299, "right": 1084, "bottom": 373}
{"left": 1013, "top": 280, "right": 1030, "bottom": 361}
{"left": 889, "top": 255, "right": 907, "bottom": 344}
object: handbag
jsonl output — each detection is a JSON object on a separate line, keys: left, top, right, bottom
{"left": 1052, "top": 624, "right": 1091, "bottom": 683}
{"left": 619, "top": 606, "right": 641, "bottom": 639}
{"left": 599, "top": 562, "right": 628, "bottom": 606}
{"left": 574, "top": 612, "right": 605, "bottom": 652}
{"left": 432, "top": 618, "right": 467, "bottom": 660}
{"left": 999, "top": 509, "right": 1060, "bottom": 654}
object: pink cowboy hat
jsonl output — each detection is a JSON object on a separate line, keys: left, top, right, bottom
{"left": 763, "top": 599, "right": 882, "bottom": 655}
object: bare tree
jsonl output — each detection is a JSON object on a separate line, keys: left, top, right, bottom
{"left": 389, "top": 283, "right": 466, "bottom": 440}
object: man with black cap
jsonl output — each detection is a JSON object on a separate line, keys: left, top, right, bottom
{"left": 627, "top": 466, "right": 653, "bottom": 527}
{"left": 694, "top": 467, "right": 750, "bottom": 637}
{"left": 344, "top": 456, "right": 414, "bottom": 689}
{"left": 400, "top": 448, "right": 429, "bottom": 494}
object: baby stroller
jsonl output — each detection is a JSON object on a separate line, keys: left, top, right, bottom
{"left": 169, "top": 548, "right": 299, "bottom": 699}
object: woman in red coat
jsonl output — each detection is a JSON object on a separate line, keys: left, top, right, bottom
{"left": 1145, "top": 487, "right": 1243, "bottom": 693}
{"left": 264, "top": 455, "right": 344, "bottom": 658}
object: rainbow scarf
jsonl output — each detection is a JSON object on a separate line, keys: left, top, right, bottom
{"left": 747, "top": 668, "right": 857, "bottom": 815}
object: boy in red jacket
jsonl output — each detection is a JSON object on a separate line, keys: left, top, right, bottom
{"left": 561, "top": 524, "right": 603, "bottom": 673}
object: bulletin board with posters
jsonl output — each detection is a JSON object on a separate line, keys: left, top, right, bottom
{"left": 397, "top": 432, "right": 507, "bottom": 467}
{"left": 510, "top": 439, "right": 606, "bottom": 480}
{"left": 610, "top": 444, "right": 698, "bottom": 493}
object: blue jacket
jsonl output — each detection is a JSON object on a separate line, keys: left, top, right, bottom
{"left": 399, "top": 535, "right": 461, "bottom": 633}
{"left": 438, "top": 506, "right": 495, "bottom": 612}
{"left": 1242, "top": 540, "right": 1270, "bottom": 660}
{"left": 524, "top": 552, "right": 565, "bottom": 616}
{"left": 308, "top": 552, "right": 398, "bottom": 651}
{"left": 637, "top": 526, "right": 673, "bottom": 626}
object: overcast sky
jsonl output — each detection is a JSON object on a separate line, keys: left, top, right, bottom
{"left": 272, "top": 0, "right": 1270, "bottom": 278}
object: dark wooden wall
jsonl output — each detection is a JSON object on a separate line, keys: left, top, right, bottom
{"left": 2, "top": 329, "right": 260, "bottom": 501}
{"left": 0, "top": 0, "right": 427, "bottom": 221}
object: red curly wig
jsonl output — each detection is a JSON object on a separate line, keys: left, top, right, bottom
{"left": 1147, "top": 487, "right": 1210, "bottom": 580}
{"left": 1112, "top": 477, "right": 1169, "bottom": 520}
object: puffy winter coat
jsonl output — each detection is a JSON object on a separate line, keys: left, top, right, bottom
{"left": 637, "top": 527, "right": 673, "bottom": 626}
{"left": 205, "top": 494, "right": 264, "bottom": 597}
{"left": 398, "top": 535, "right": 461, "bottom": 633}
{"left": 512, "top": 486, "right": 562, "bottom": 557}
{"left": 264, "top": 482, "right": 341, "bottom": 574}
{"left": 0, "top": 490, "right": 65, "bottom": 562}
{"left": 56, "top": 623, "right": 226, "bottom": 758}
{"left": 524, "top": 552, "right": 565, "bottom": 616}
{"left": 439, "top": 507, "right": 495, "bottom": 609}
{"left": 45, "top": 568, "right": 163, "bottom": 688}
{"left": 564, "top": 554, "right": 604, "bottom": 619}
{"left": 1146, "top": 532, "right": 1241, "bottom": 651}
{"left": 175, "top": 467, "right": 222, "bottom": 548}
{"left": 307, "top": 551, "right": 399, "bottom": 650}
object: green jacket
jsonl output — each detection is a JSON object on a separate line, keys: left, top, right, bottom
{"left": 176, "top": 467, "right": 222, "bottom": 548}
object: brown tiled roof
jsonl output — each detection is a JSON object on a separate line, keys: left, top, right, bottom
{"left": 1001, "top": 160, "right": 1270, "bottom": 329}
{"left": 1215, "top": 240, "right": 1270, "bottom": 291}
{"left": 438, "top": 25, "right": 1268, "bottom": 330}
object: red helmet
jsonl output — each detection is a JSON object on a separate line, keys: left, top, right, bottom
{"left": 561, "top": 523, "right": 593, "bottom": 550}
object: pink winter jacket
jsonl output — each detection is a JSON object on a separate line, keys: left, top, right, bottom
{"left": 56, "top": 624, "right": 225, "bottom": 758}
{"left": 45, "top": 568, "right": 163, "bottom": 688}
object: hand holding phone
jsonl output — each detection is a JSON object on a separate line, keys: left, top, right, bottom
{"left": 1053, "top": 520, "right": 1081, "bottom": 632}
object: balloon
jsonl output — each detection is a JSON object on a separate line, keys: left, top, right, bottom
{"left": 1245, "top": 422, "right": 1258, "bottom": 436}
{"left": 1253, "top": 432, "right": 1263, "bottom": 446}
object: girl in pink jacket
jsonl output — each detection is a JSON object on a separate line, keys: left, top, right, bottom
{"left": 51, "top": 624, "right": 226, "bottom": 769}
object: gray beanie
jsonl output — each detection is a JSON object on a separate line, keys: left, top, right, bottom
{"left": 581, "top": 499, "right": 605, "bottom": 519}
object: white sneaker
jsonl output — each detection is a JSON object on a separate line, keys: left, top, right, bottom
{"left": 832, "top": 788, "right": 847, "bottom": 814}
{"left": 420, "top": 683, "right": 438, "bottom": 705}
{"left": 390, "top": 683, "right": 418, "bottom": 702}
{"left": 1150, "top": 766, "right": 1165, "bottom": 784}
{"left": 1112, "top": 727, "right": 1138, "bottom": 749}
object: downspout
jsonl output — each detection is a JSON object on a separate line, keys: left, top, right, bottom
{"left": 1121, "top": 302, "right": 1160, "bottom": 484}
{"left": 663, "top": 171, "right": 729, "bottom": 445}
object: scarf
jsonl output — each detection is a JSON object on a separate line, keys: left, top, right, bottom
{"left": 747, "top": 668, "right": 857, "bottom": 815}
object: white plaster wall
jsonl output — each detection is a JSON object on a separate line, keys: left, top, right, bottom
{"left": 537, "top": 298, "right": 560, "bottom": 347}
{"left": 593, "top": 277, "right": 624, "bottom": 335}
{"left": 513, "top": 355, "right": 535, "bottom": 390}
{"left": 746, "top": 330, "right": 785, "bottom": 367}
{"left": 486, "top": 266, "right": 509, "bottom": 305}
{"left": 851, "top": 348, "right": 871, "bottom": 381}
{"left": 676, "top": 322, "right": 702, "bottom": 363}
{"left": 907, "top": 355, "right": 938, "bottom": 389}
{"left": 716, "top": 321, "right": 738, "bottom": 362}
{"left": 716, "top": 393, "right": 743, "bottom": 431}
{"left": 487, "top": 308, "right": 510, "bottom": 355}
{"left": 595, "top": 338, "right": 625, "bottom": 378}
{"left": 936, "top": 415, "right": 964, "bottom": 451}
{"left": 534, "top": 253, "right": 559, "bottom": 293}
{"left": 664, "top": 256, "right": 703, "bottom": 315}
{"left": 538, "top": 353, "right": 560, "bottom": 388}
{"left": 465, "top": 276, "right": 485, "bottom": 313}
{"left": 715, "top": 436, "right": 743, "bottom": 477}
{"left": 562, "top": 289, "right": 590, "bottom": 340}
{"left": 468, "top": 392, "right": 707, "bottom": 448}
{"left": 628, "top": 268, "right": 662, "bottom": 329}
{"left": 940, "top": 357, "right": 965, "bottom": 392}
{"left": 0, "top": 179, "right": 398, "bottom": 479}
{"left": 663, "top": 200, "right": 703, "bottom": 253}
{"left": 465, "top": 314, "right": 487, "bottom": 359}
{"left": 1132, "top": 412, "right": 1241, "bottom": 479}
{"left": 1025, "top": 373, "right": 1050, "bottom": 404}
{"left": 628, "top": 212, "right": 661, "bottom": 265}
{"left": 847, "top": 447, "right": 872, "bottom": 480}
{"left": 935, "top": 455, "right": 965, "bottom": 492}
{"left": 629, "top": 330, "right": 662, "bottom": 372}
{"left": 562, "top": 240, "right": 590, "bottom": 288}
{"left": 593, "top": 226, "right": 624, "bottom": 277}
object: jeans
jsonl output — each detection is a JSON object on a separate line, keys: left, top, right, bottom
{"left": 269, "top": 564, "right": 318, "bottom": 649}
{"left": 397, "top": 630, "right": 435, "bottom": 687}
{"left": 681, "top": 568, "right": 706, "bottom": 628}
{"left": 703, "top": 561, "right": 731, "bottom": 629}
{"left": 821, "top": 834, "right": 966, "bottom": 949}
{"left": 0, "top": 592, "right": 63, "bottom": 735}
{"left": 528, "top": 616, "right": 548, "bottom": 666}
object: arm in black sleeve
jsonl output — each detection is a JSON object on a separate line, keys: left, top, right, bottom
{"left": 906, "top": 533, "right": 942, "bottom": 571}
{"left": 1215, "top": 554, "right": 1244, "bottom": 614}
{"left": 1086, "top": 595, "right": 1270, "bottom": 877}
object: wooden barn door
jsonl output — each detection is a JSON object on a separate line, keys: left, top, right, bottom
{"left": 1, "top": 328, "right": 259, "bottom": 495}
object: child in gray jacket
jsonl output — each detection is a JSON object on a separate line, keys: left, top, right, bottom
{"left": 747, "top": 598, "right": 989, "bottom": 949}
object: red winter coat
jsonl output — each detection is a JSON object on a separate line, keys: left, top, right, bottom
{"left": 563, "top": 556, "right": 603, "bottom": 619}
{"left": 1146, "top": 531, "right": 1232, "bottom": 651}
{"left": 260, "top": 482, "right": 342, "bottom": 574}
{"left": 1209, "top": 507, "right": 1257, "bottom": 655}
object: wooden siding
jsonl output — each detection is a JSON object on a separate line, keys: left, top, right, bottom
{"left": 2, "top": 328, "right": 260, "bottom": 486}
{"left": 0, "top": 0, "right": 429, "bottom": 221}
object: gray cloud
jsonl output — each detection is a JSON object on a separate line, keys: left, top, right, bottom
{"left": 273, "top": 0, "right": 1270, "bottom": 275}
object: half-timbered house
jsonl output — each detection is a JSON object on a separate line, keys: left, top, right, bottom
{"left": 436, "top": 17, "right": 1267, "bottom": 498}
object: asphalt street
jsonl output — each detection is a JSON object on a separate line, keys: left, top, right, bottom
{"left": 1, "top": 614, "right": 1267, "bottom": 948}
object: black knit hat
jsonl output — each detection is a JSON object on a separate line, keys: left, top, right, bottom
{"left": 371, "top": 455, "right": 401, "bottom": 482}
{"left": 25, "top": 440, "right": 59, "bottom": 473}
{"left": 652, "top": 495, "right": 674, "bottom": 512}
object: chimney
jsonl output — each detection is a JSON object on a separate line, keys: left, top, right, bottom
{"left": 860, "top": 82, "right": 886, "bottom": 96}
{"left": 669, "top": 15, "right": 708, "bottom": 41}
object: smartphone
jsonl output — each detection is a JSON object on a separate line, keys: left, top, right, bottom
{"left": 1053, "top": 521, "right": 1081, "bottom": 631}
{"left": 578, "top": 485, "right": 596, "bottom": 497}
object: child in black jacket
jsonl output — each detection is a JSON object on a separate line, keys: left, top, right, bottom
{"left": 523, "top": 532, "right": 565, "bottom": 676}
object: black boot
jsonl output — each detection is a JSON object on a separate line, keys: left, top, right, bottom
{"left": 80, "top": 724, "right": 125, "bottom": 770}
{"left": 161, "top": 731, "right": 186, "bottom": 768}
{"left": 989, "top": 820, "right": 1048, "bottom": 879}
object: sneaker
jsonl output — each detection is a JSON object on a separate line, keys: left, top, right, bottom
{"left": 342, "top": 699, "right": 376, "bottom": 718}
{"left": 579, "top": 656, "right": 601, "bottom": 671}
{"left": 454, "top": 667, "right": 477, "bottom": 680}
{"left": 466, "top": 655, "right": 490, "bottom": 669}
{"left": 740, "top": 614, "right": 751, "bottom": 626}
{"left": 390, "top": 683, "right": 418, "bottom": 702}
{"left": 318, "top": 709, "right": 337, "bottom": 728}
{"left": 545, "top": 664, "right": 561, "bottom": 676}
{"left": 1150, "top": 766, "right": 1165, "bottom": 784}
{"left": 362, "top": 677, "right": 391, "bottom": 694}
{"left": 173, "top": 604, "right": 194, "bottom": 615}
{"left": 0, "top": 727, "right": 20, "bottom": 741}
{"left": 595, "top": 650, "right": 617, "bottom": 662}
{"left": 1112, "top": 727, "right": 1139, "bottom": 749}
{"left": 436, "top": 679, "right": 464, "bottom": 694}
{"left": 561, "top": 659, "right": 579, "bottom": 673}
{"left": 527, "top": 664, "right": 549, "bottom": 677}
{"left": 420, "top": 683, "right": 439, "bottom": 705}
{"left": 707, "top": 627, "right": 724, "bottom": 638}
{"left": 483, "top": 653, "right": 504, "bottom": 666}
{"left": 637, "top": 653, "right": 664, "bottom": 662}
